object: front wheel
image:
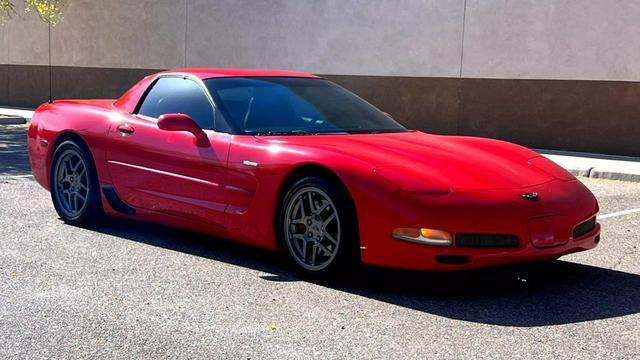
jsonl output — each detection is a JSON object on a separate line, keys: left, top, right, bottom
{"left": 279, "top": 176, "right": 357, "bottom": 276}
{"left": 50, "top": 140, "right": 102, "bottom": 225}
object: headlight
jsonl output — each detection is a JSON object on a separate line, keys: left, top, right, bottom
{"left": 392, "top": 227, "right": 452, "bottom": 246}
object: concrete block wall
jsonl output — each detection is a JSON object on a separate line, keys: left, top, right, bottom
{"left": 0, "top": 0, "right": 638, "bottom": 156}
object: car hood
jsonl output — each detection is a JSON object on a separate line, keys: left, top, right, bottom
{"left": 269, "top": 131, "right": 557, "bottom": 191}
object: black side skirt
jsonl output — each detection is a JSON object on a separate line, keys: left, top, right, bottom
{"left": 101, "top": 185, "right": 136, "bottom": 215}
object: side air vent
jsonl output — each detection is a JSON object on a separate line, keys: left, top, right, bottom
{"left": 573, "top": 217, "right": 596, "bottom": 239}
{"left": 456, "top": 234, "right": 519, "bottom": 248}
{"left": 102, "top": 186, "right": 136, "bottom": 215}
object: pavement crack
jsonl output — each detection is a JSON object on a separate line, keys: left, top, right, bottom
{"left": 612, "top": 245, "right": 638, "bottom": 270}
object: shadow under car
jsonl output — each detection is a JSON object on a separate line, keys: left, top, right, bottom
{"left": 82, "top": 216, "right": 640, "bottom": 327}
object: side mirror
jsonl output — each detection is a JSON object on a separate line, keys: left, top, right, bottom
{"left": 157, "top": 113, "right": 208, "bottom": 147}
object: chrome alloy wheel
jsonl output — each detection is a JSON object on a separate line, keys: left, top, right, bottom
{"left": 53, "top": 149, "right": 90, "bottom": 218}
{"left": 284, "top": 186, "right": 341, "bottom": 271}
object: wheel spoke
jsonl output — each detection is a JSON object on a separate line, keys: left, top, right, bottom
{"left": 323, "top": 213, "right": 336, "bottom": 227}
{"left": 323, "top": 230, "right": 338, "bottom": 245}
{"left": 310, "top": 243, "right": 317, "bottom": 265}
{"left": 314, "top": 200, "right": 329, "bottom": 215}
{"left": 71, "top": 158, "right": 82, "bottom": 172}
{"left": 291, "top": 234, "right": 305, "bottom": 255}
{"left": 68, "top": 191, "right": 76, "bottom": 211}
{"left": 64, "top": 191, "right": 71, "bottom": 208}
{"left": 295, "top": 197, "right": 306, "bottom": 218}
{"left": 65, "top": 158, "right": 74, "bottom": 177}
{"left": 316, "top": 242, "right": 331, "bottom": 256}
{"left": 291, "top": 234, "right": 305, "bottom": 242}
{"left": 308, "top": 192, "right": 315, "bottom": 213}
{"left": 302, "top": 239, "right": 309, "bottom": 262}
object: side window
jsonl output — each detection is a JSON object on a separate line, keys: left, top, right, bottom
{"left": 137, "top": 77, "right": 214, "bottom": 129}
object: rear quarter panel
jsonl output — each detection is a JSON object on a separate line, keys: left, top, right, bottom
{"left": 28, "top": 100, "right": 118, "bottom": 190}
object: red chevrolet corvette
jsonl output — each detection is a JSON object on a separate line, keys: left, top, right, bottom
{"left": 27, "top": 68, "right": 600, "bottom": 274}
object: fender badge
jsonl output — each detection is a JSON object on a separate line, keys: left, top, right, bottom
{"left": 519, "top": 192, "right": 540, "bottom": 201}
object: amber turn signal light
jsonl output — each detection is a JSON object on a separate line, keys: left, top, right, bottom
{"left": 392, "top": 227, "right": 452, "bottom": 246}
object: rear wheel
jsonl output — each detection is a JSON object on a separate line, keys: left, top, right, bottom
{"left": 50, "top": 140, "right": 102, "bottom": 225}
{"left": 279, "top": 176, "right": 357, "bottom": 276}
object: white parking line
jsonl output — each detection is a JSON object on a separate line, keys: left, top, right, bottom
{"left": 0, "top": 174, "right": 33, "bottom": 179}
{"left": 598, "top": 208, "right": 640, "bottom": 220}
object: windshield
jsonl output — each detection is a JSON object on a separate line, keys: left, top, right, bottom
{"left": 204, "top": 77, "right": 407, "bottom": 135}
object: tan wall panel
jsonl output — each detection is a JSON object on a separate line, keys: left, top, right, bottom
{"left": 462, "top": 0, "right": 640, "bottom": 81}
{"left": 0, "top": 22, "right": 8, "bottom": 64}
{"left": 187, "top": 0, "right": 465, "bottom": 77}
{"left": 7, "top": 3, "right": 49, "bottom": 66}
{"left": 6, "top": 0, "right": 640, "bottom": 82}
{"left": 51, "top": 0, "right": 186, "bottom": 69}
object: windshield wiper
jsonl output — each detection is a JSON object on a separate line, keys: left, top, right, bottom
{"left": 346, "top": 129, "right": 408, "bottom": 134}
{"left": 254, "top": 130, "right": 312, "bottom": 136}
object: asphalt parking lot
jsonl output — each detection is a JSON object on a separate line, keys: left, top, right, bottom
{"left": 1, "top": 124, "right": 639, "bottom": 359}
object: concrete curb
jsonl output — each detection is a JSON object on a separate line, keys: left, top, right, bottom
{"left": 0, "top": 116, "right": 27, "bottom": 125}
{"left": 590, "top": 170, "right": 640, "bottom": 183}
{"left": 540, "top": 150, "right": 640, "bottom": 183}
{"left": 0, "top": 107, "right": 35, "bottom": 122}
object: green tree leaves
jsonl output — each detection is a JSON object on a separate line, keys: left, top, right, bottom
{"left": 1, "top": 0, "right": 65, "bottom": 25}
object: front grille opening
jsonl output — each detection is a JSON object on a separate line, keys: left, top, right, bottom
{"left": 455, "top": 234, "right": 519, "bottom": 248}
{"left": 435, "top": 255, "right": 469, "bottom": 264}
{"left": 573, "top": 217, "right": 596, "bottom": 239}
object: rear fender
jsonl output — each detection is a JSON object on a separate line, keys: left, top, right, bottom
{"left": 28, "top": 101, "right": 119, "bottom": 190}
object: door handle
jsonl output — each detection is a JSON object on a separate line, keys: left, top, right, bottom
{"left": 117, "top": 123, "right": 135, "bottom": 135}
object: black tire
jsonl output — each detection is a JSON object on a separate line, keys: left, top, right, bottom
{"left": 278, "top": 175, "right": 358, "bottom": 277}
{"left": 50, "top": 140, "right": 103, "bottom": 225}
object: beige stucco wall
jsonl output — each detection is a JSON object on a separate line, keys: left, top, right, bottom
{"left": 2, "top": 0, "right": 640, "bottom": 81}
{"left": 186, "top": 0, "right": 465, "bottom": 77}
{"left": 51, "top": 0, "right": 186, "bottom": 69}
{"left": 462, "top": 0, "right": 640, "bottom": 81}
{"left": 6, "top": 2, "right": 48, "bottom": 66}
{"left": 0, "top": 17, "right": 7, "bottom": 64}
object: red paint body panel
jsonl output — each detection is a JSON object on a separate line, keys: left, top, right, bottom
{"left": 28, "top": 68, "right": 600, "bottom": 271}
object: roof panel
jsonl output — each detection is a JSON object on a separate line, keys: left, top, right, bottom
{"left": 158, "top": 68, "right": 320, "bottom": 79}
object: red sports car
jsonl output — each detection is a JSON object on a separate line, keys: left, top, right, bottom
{"left": 27, "top": 68, "right": 600, "bottom": 275}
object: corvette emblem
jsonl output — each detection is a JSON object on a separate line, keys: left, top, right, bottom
{"left": 519, "top": 192, "right": 540, "bottom": 201}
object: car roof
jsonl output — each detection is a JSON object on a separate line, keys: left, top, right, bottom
{"left": 157, "top": 67, "right": 321, "bottom": 80}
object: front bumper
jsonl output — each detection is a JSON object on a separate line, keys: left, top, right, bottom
{"left": 355, "top": 179, "right": 600, "bottom": 271}
{"left": 396, "top": 223, "right": 599, "bottom": 271}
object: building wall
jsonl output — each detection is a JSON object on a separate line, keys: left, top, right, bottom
{"left": 0, "top": 0, "right": 639, "bottom": 156}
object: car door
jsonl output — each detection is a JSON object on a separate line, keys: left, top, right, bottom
{"left": 106, "top": 75, "right": 230, "bottom": 227}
